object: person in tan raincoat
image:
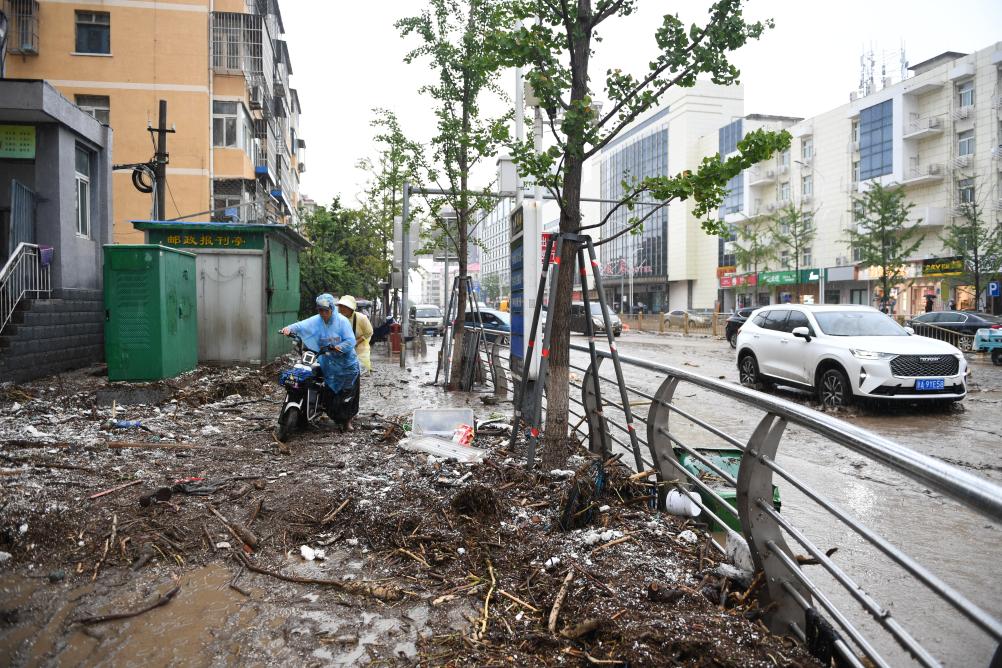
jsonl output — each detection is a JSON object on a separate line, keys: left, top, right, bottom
{"left": 337, "top": 295, "right": 373, "bottom": 373}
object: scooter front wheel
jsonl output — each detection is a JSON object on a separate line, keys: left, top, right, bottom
{"left": 276, "top": 407, "right": 300, "bottom": 443}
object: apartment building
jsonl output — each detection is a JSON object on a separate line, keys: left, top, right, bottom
{"left": 598, "top": 81, "right": 744, "bottom": 312}
{"left": 715, "top": 42, "right": 1002, "bottom": 314}
{"left": 3, "top": 0, "right": 305, "bottom": 244}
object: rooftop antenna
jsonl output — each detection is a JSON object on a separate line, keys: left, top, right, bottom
{"left": 900, "top": 43, "right": 909, "bottom": 81}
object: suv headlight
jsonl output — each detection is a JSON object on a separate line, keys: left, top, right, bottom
{"left": 850, "top": 349, "right": 896, "bottom": 360}
{"left": 591, "top": 317, "right": 604, "bottom": 326}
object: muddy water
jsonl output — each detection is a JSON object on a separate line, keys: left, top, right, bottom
{"left": 565, "top": 334, "right": 1002, "bottom": 667}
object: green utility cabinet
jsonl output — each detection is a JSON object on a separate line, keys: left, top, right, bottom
{"left": 103, "top": 245, "right": 197, "bottom": 381}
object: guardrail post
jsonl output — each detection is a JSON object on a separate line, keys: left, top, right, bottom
{"left": 737, "top": 412, "right": 810, "bottom": 635}
{"left": 491, "top": 341, "right": 508, "bottom": 398}
{"left": 646, "top": 374, "right": 682, "bottom": 509}
{"left": 581, "top": 359, "right": 611, "bottom": 457}
{"left": 659, "top": 313, "right": 664, "bottom": 334}
{"left": 683, "top": 313, "right": 690, "bottom": 336}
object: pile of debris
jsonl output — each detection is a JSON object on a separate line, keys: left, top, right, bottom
{"left": 0, "top": 363, "right": 818, "bottom": 666}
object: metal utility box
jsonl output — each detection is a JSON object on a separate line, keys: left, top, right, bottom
{"left": 103, "top": 245, "right": 197, "bottom": 381}
{"left": 131, "top": 221, "right": 309, "bottom": 365}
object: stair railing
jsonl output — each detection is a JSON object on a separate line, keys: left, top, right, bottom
{"left": 0, "top": 243, "right": 52, "bottom": 335}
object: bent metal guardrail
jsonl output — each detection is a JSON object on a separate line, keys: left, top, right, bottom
{"left": 0, "top": 242, "right": 52, "bottom": 335}
{"left": 482, "top": 339, "right": 1002, "bottom": 667}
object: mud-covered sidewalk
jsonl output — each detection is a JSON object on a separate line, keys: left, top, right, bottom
{"left": 1, "top": 350, "right": 819, "bottom": 666}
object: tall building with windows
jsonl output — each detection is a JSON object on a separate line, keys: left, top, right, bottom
{"left": 598, "top": 81, "right": 744, "bottom": 312}
{"left": 4, "top": 0, "right": 305, "bottom": 243}
{"left": 713, "top": 42, "right": 1002, "bottom": 313}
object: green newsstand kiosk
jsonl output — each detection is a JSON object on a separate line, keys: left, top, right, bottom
{"left": 104, "top": 244, "right": 198, "bottom": 381}
{"left": 131, "top": 221, "right": 309, "bottom": 365}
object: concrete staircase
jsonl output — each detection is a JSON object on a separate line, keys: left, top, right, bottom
{"left": 0, "top": 289, "right": 105, "bottom": 383}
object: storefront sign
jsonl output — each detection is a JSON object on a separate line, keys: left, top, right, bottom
{"left": 758, "top": 270, "right": 798, "bottom": 286}
{"left": 800, "top": 268, "right": 821, "bottom": 283}
{"left": 716, "top": 265, "right": 736, "bottom": 278}
{"left": 540, "top": 233, "right": 558, "bottom": 268}
{"left": 0, "top": 125, "right": 36, "bottom": 159}
{"left": 148, "top": 230, "right": 262, "bottom": 249}
{"left": 825, "top": 266, "right": 856, "bottom": 282}
{"left": 719, "top": 275, "right": 734, "bottom": 288}
{"left": 734, "top": 273, "right": 758, "bottom": 287}
{"left": 863, "top": 263, "right": 919, "bottom": 280}
{"left": 922, "top": 256, "right": 964, "bottom": 277}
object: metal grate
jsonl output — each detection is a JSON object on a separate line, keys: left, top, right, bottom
{"left": 211, "top": 11, "right": 263, "bottom": 75}
{"left": 4, "top": 0, "right": 40, "bottom": 55}
{"left": 890, "top": 354, "right": 959, "bottom": 377}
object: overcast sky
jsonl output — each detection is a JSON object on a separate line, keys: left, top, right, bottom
{"left": 283, "top": 1, "right": 1002, "bottom": 207}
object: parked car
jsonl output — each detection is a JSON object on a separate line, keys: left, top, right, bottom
{"left": 663, "top": 309, "right": 709, "bottom": 328}
{"left": 464, "top": 308, "right": 510, "bottom": 342}
{"left": 725, "top": 307, "right": 757, "bottom": 349}
{"left": 570, "top": 302, "right": 622, "bottom": 336}
{"left": 410, "top": 304, "right": 443, "bottom": 336}
{"left": 908, "top": 310, "right": 1002, "bottom": 337}
{"left": 736, "top": 305, "right": 967, "bottom": 409}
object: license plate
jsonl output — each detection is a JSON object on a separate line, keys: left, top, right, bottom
{"left": 916, "top": 378, "right": 945, "bottom": 391}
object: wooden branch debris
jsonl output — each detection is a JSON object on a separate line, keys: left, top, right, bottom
{"left": 208, "top": 506, "right": 259, "bottom": 548}
{"left": 235, "top": 551, "right": 402, "bottom": 602}
{"left": 76, "top": 584, "right": 181, "bottom": 624}
{"left": 88, "top": 480, "right": 141, "bottom": 500}
{"left": 320, "top": 498, "right": 350, "bottom": 524}
{"left": 548, "top": 570, "right": 574, "bottom": 634}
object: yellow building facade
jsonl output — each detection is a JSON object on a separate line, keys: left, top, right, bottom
{"left": 5, "top": 0, "right": 304, "bottom": 244}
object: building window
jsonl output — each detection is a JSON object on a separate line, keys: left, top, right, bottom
{"left": 958, "top": 178, "right": 975, "bottom": 204}
{"left": 75, "top": 146, "right": 92, "bottom": 237}
{"left": 851, "top": 119, "right": 860, "bottom": 144}
{"left": 802, "top": 246, "right": 812, "bottom": 267}
{"left": 801, "top": 137, "right": 813, "bottom": 161}
{"left": 957, "top": 79, "right": 974, "bottom": 108}
{"left": 75, "top": 11, "right": 110, "bottom": 54}
{"left": 852, "top": 161, "right": 860, "bottom": 183}
{"left": 802, "top": 212, "right": 814, "bottom": 232}
{"left": 212, "top": 101, "right": 252, "bottom": 157}
{"left": 802, "top": 174, "right": 813, "bottom": 197}
{"left": 780, "top": 250, "right": 790, "bottom": 269}
{"left": 780, "top": 149, "right": 790, "bottom": 170}
{"left": 779, "top": 181, "right": 790, "bottom": 202}
{"left": 859, "top": 99, "right": 893, "bottom": 180}
{"left": 958, "top": 130, "right": 975, "bottom": 156}
{"left": 75, "top": 95, "right": 110, "bottom": 125}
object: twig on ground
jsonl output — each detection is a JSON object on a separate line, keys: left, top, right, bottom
{"left": 479, "top": 560, "right": 496, "bottom": 640}
{"left": 88, "top": 480, "right": 141, "bottom": 500}
{"left": 548, "top": 570, "right": 574, "bottom": 634}
{"left": 235, "top": 551, "right": 402, "bottom": 602}
{"left": 76, "top": 584, "right": 181, "bottom": 624}
{"left": 320, "top": 498, "right": 350, "bottom": 524}
{"left": 497, "top": 589, "right": 539, "bottom": 612}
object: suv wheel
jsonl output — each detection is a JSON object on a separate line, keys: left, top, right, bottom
{"left": 738, "top": 354, "right": 762, "bottom": 388}
{"left": 818, "top": 368, "right": 852, "bottom": 410}
{"left": 727, "top": 330, "right": 737, "bottom": 349}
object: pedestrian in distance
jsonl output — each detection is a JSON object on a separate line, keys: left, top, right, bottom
{"left": 949, "top": 299, "right": 957, "bottom": 311}
{"left": 337, "top": 295, "right": 373, "bottom": 374}
{"left": 280, "top": 293, "right": 361, "bottom": 431}
{"left": 925, "top": 294, "right": 935, "bottom": 313}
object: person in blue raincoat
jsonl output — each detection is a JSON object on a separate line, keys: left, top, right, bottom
{"left": 281, "top": 293, "right": 361, "bottom": 430}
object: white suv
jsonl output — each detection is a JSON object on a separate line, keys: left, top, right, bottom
{"left": 736, "top": 305, "right": 967, "bottom": 409}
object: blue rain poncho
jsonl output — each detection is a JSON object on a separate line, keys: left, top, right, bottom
{"left": 287, "top": 312, "right": 360, "bottom": 393}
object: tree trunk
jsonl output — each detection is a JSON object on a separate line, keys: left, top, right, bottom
{"left": 542, "top": 0, "right": 592, "bottom": 467}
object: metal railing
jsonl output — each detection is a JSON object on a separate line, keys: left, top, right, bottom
{"left": 906, "top": 321, "right": 976, "bottom": 352}
{"left": 618, "top": 311, "right": 726, "bottom": 338}
{"left": 483, "top": 337, "right": 1002, "bottom": 667}
{"left": 0, "top": 242, "right": 51, "bottom": 335}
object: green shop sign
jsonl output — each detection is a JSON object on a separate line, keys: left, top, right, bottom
{"left": 146, "top": 229, "right": 264, "bottom": 250}
{"left": 758, "top": 268, "right": 820, "bottom": 285}
{"left": 0, "top": 125, "right": 36, "bottom": 159}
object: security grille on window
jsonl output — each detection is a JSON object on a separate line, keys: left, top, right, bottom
{"left": 75, "top": 95, "right": 110, "bottom": 125}
{"left": 957, "top": 80, "right": 975, "bottom": 108}
{"left": 76, "top": 11, "right": 110, "bottom": 54}
{"left": 75, "top": 146, "right": 92, "bottom": 237}
{"left": 958, "top": 178, "right": 975, "bottom": 204}
{"left": 211, "top": 12, "right": 264, "bottom": 74}
{"left": 957, "top": 130, "right": 975, "bottom": 156}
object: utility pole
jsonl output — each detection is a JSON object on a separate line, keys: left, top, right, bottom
{"left": 148, "top": 99, "right": 175, "bottom": 220}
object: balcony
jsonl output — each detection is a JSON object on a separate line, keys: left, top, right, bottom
{"left": 902, "top": 163, "right": 945, "bottom": 186}
{"left": 4, "top": 0, "right": 40, "bottom": 55}
{"left": 748, "top": 167, "right": 776, "bottom": 187}
{"left": 902, "top": 117, "right": 943, "bottom": 141}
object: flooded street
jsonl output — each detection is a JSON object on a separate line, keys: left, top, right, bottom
{"left": 567, "top": 332, "right": 1002, "bottom": 667}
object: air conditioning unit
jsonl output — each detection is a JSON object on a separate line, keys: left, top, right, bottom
{"left": 765, "top": 202, "right": 777, "bottom": 213}
{"left": 766, "top": 169, "right": 776, "bottom": 178}
{"left": 953, "top": 106, "right": 970, "bottom": 120}
{"left": 835, "top": 255, "right": 849, "bottom": 266}
{"left": 926, "top": 117, "right": 942, "bottom": 130}
{"left": 249, "top": 86, "right": 263, "bottom": 109}
{"left": 926, "top": 163, "right": 943, "bottom": 175}
{"left": 954, "top": 155, "right": 971, "bottom": 169}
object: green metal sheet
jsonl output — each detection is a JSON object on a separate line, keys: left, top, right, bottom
{"left": 676, "top": 448, "right": 781, "bottom": 533}
{"left": 103, "top": 245, "right": 197, "bottom": 381}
